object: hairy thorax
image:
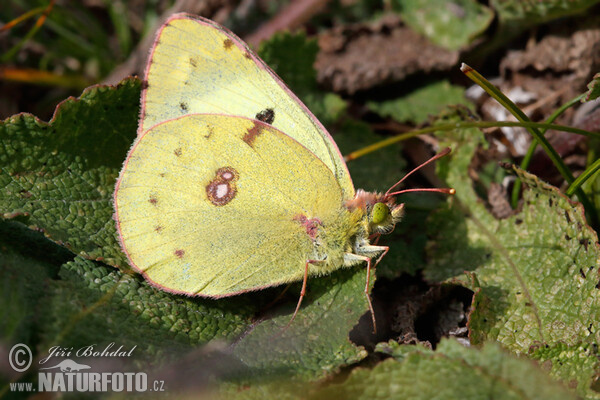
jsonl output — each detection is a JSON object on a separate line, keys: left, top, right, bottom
{"left": 303, "top": 189, "right": 405, "bottom": 275}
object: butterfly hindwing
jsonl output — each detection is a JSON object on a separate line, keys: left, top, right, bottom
{"left": 115, "top": 114, "right": 347, "bottom": 296}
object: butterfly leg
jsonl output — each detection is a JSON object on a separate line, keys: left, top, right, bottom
{"left": 371, "top": 233, "right": 381, "bottom": 245}
{"left": 344, "top": 245, "right": 389, "bottom": 333}
{"left": 285, "top": 259, "right": 321, "bottom": 330}
{"left": 360, "top": 244, "right": 389, "bottom": 269}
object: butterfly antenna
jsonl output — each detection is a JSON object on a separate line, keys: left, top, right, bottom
{"left": 384, "top": 147, "right": 453, "bottom": 200}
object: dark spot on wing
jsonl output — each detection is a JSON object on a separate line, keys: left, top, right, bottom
{"left": 256, "top": 108, "right": 275, "bottom": 125}
{"left": 206, "top": 167, "right": 239, "bottom": 206}
{"left": 293, "top": 214, "right": 322, "bottom": 240}
{"left": 243, "top": 122, "right": 264, "bottom": 147}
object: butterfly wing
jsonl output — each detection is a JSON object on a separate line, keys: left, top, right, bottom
{"left": 114, "top": 114, "right": 347, "bottom": 296}
{"left": 140, "top": 13, "right": 355, "bottom": 199}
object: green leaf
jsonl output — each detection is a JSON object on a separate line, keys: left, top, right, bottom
{"left": 392, "top": 0, "right": 493, "bottom": 50}
{"left": 311, "top": 339, "right": 576, "bottom": 400}
{"left": 584, "top": 72, "right": 600, "bottom": 102}
{"left": 232, "top": 267, "right": 370, "bottom": 380}
{"left": 491, "top": 0, "right": 600, "bottom": 24}
{"left": 529, "top": 342, "right": 600, "bottom": 398}
{"left": 467, "top": 167, "right": 600, "bottom": 399}
{"left": 38, "top": 254, "right": 370, "bottom": 375}
{"left": 427, "top": 118, "right": 600, "bottom": 398}
{"left": 367, "top": 80, "right": 472, "bottom": 125}
{"left": 0, "top": 220, "right": 72, "bottom": 347}
{"left": 221, "top": 339, "right": 580, "bottom": 400}
{"left": 42, "top": 256, "right": 255, "bottom": 361}
{"left": 582, "top": 139, "right": 600, "bottom": 214}
{"left": 218, "top": 380, "right": 307, "bottom": 400}
{"left": 258, "top": 31, "right": 347, "bottom": 126}
{"left": 0, "top": 78, "right": 140, "bottom": 267}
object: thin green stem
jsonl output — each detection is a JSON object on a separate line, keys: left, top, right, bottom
{"left": 344, "top": 120, "right": 598, "bottom": 161}
{"left": 566, "top": 158, "right": 600, "bottom": 197}
{"left": 461, "top": 63, "right": 597, "bottom": 228}
{"left": 0, "top": 6, "right": 45, "bottom": 32}
{"left": 1, "top": 1, "right": 55, "bottom": 62}
{"left": 511, "top": 93, "right": 587, "bottom": 207}
{"left": 461, "top": 64, "right": 573, "bottom": 182}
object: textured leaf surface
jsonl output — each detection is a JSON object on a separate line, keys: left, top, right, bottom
{"left": 311, "top": 339, "right": 576, "bottom": 400}
{"left": 36, "top": 241, "right": 370, "bottom": 379}
{"left": 529, "top": 341, "right": 600, "bottom": 398}
{"left": 393, "top": 0, "right": 493, "bottom": 50}
{"left": 585, "top": 72, "right": 600, "bottom": 102}
{"left": 367, "top": 80, "right": 472, "bottom": 125}
{"left": 232, "top": 267, "right": 370, "bottom": 380}
{"left": 42, "top": 256, "right": 254, "bottom": 360}
{"left": 0, "top": 220, "right": 72, "bottom": 347}
{"left": 218, "top": 380, "right": 306, "bottom": 400}
{"left": 427, "top": 120, "right": 600, "bottom": 398}
{"left": 468, "top": 166, "right": 600, "bottom": 346}
{"left": 0, "top": 78, "right": 140, "bottom": 266}
{"left": 491, "top": 0, "right": 600, "bottom": 23}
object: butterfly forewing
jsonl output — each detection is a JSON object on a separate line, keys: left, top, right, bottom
{"left": 140, "top": 14, "right": 355, "bottom": 199}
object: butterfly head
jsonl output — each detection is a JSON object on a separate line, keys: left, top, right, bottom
{"left": 346, "top": 190, "right": 405, "bottom": 235}
{"left": 370, "top": 200, "right": 405, "bottom": 234}
{"left": 347, "top": 148, "right": 454, "bottom": 237}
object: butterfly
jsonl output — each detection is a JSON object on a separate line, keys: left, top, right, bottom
{"left": 113, "top": 13, "right": 452, "bottom": 330}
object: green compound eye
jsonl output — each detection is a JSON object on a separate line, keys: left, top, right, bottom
{"left": 371, "top": 202, "right": 390, "bottom": 224}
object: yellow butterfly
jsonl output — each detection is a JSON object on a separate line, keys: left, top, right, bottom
{"left": 113, "top": 13, "right": 451, "bottom": 329}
